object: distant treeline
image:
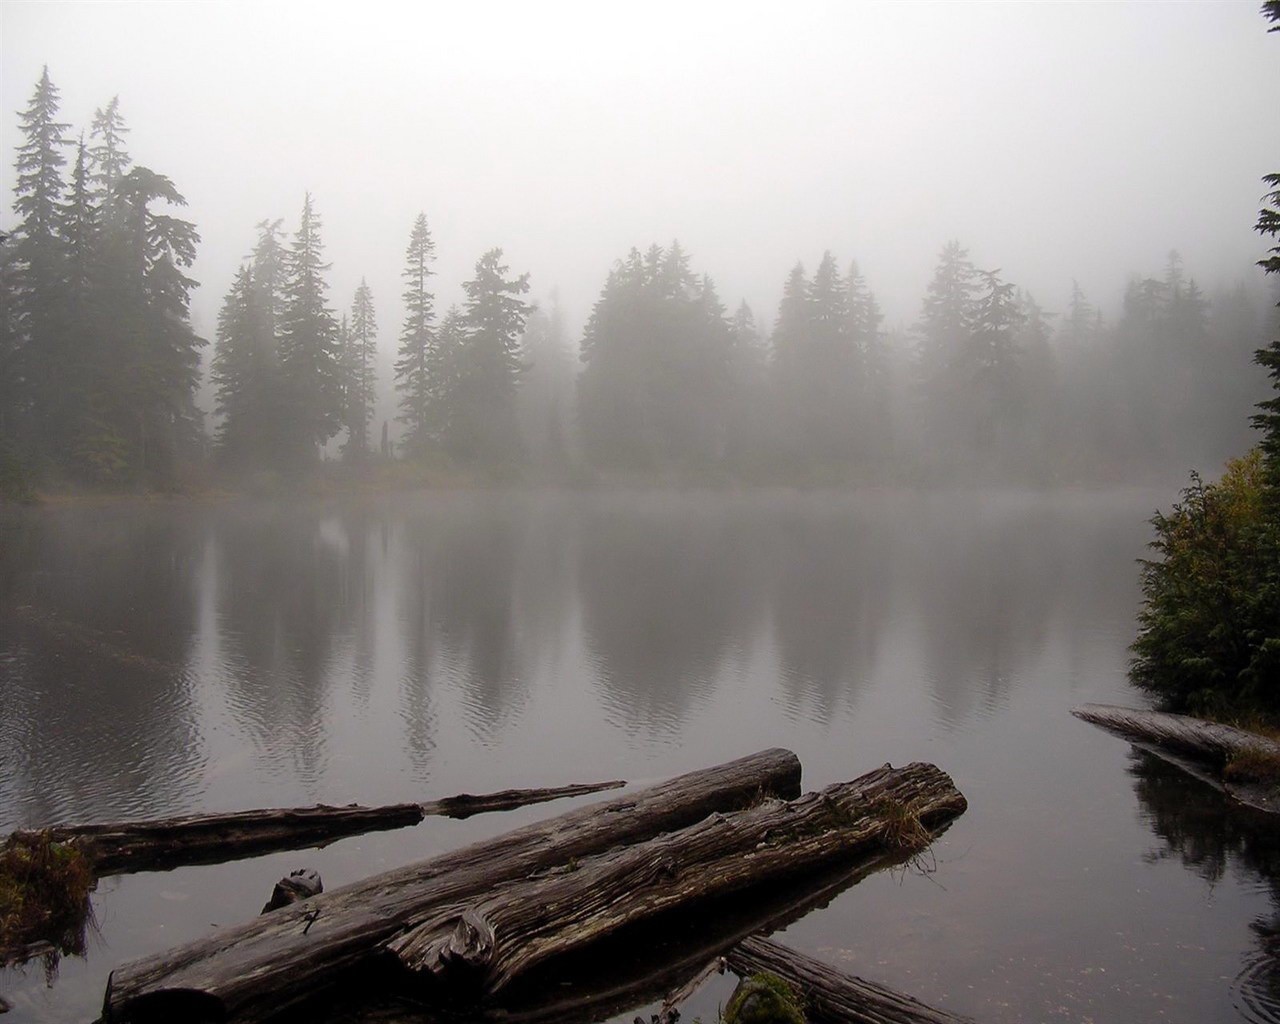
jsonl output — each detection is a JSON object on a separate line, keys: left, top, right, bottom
{"left": 2, "top": 68, "right": 1272, "bottom": 492}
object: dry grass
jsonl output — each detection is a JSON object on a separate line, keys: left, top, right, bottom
{"left": 0, "top": 831, "right": 95, "bottom": 966}
{"left": 872, "top": 797, "right": 931, "bottom": 852}
{"left": 1223, "top": 746, "right": 1280, "bottom": 789}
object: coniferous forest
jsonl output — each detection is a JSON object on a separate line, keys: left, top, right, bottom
{"left": 1, "top": 66, "right": 1273, "bottom": 496}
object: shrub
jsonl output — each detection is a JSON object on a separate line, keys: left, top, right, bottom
{"left": 1130, "top": 449, "right": 1280, "bottom": 717}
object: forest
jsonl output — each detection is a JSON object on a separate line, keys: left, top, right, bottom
{"left": 1, "top": 67, "right": 1274, "bottom": 496}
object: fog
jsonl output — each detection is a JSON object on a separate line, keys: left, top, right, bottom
{"left": 5, "top": 1, "right": 1276, "bottom": 328}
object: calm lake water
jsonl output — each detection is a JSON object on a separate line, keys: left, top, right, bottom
{"left": 1, "top": 489, "right": 1277, "bottom": 1023}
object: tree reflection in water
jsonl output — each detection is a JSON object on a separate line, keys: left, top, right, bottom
{"left": 1129, "top": 749, "right": 1280, "bottom": 1024}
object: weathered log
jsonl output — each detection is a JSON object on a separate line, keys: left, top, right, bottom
{"left": 418, "top": 781, "right": 626, "bottom": 820}
{"left": 11, "top": 781, "right": 625, "bottom": 877}
{"left": 1072, "top": 703, "right": 1280, "bottom": 814}
{"left": 726, "top": 936, "right": 974, "bottom": 1024}
{"left": 390, "top": 761, "right": 966, "bottom": 997}
{"left": 103, "top": 748, "right": 802, "bottom": 1024}
{"left": 262, "top": 869, "right": 324, "bottom": 914}
{"left": 650, "top": 956, "right": 724, "bottom": 1024}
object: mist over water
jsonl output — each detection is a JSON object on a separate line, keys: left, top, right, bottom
{"left": 3, "top": 4, "right": 1280, "bottom": 1023}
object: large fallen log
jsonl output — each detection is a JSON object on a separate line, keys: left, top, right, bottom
{"left": 726, "top": 936, "right": 974, "bottom": 1024}
{"left": 1072, "top": 703, "right": 1280, "bottom": 814}
{"left": 103, "top": 748, "right": 802, "bottom": 1024}
{"left": 9, "top": 781, "right": 625, "bottom": 877}
{"left": 390, "top": 761, "right": 966, "bottom": 997}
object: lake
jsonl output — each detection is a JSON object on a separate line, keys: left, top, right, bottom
{"left": 1, "top": 489, "right": 1277, "bottom": 1023}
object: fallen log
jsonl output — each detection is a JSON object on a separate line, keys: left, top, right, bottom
{"left": 1072, "top": 703, "right": 1280, "bottom": 814}
{"left": 390, "top": 761, "right": 966, "bottom": 997}
{"left": 650, "top": 956, "right": 724, "bottom": 1024}
{"left": 103, "top": 748, "right": 802, "bottom": 1024}
{"left": 726, "top": 936, "right": 974, "bottom": 1024}
{"left": 10, "top": 780, "right": 625, "bottom": 877}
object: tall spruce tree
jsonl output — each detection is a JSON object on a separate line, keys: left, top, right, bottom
{"left": 11, "top": 67, "right": 70, "bottom": 456}
{"left": 343, "top": 279, "right": 377, "bottom": 460}
{"left": 211, "top": 265, "right": 263, "bottom": 463}
{"left": 89, "top": 96, "right": 131, "bottom": 222}
{"left": 446, "top": 248, "right": 530, "bottom": 464}
{"left": 111, "top": 166, "right": 204, "bottom": 480}
{"left": 278, "top": 193, "right": 341, "bottom": 461}
{"left": 1252, "top": 167, "right": 1280, "bottom": 475}
{"left": 395, "top": 213, "right": 437, "bottom": 455}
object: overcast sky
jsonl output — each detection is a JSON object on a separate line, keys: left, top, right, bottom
{"left": 3, "top": 1, "right": 1278, "bottom": 357}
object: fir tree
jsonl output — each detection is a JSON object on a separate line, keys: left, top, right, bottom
{"left": 278, "top": 193, "right": 341, "bottom": 460}
{"left": 343, "top": 279, "right": 377, "bottom": 460}
{"left": 446, "top": 248, "right": 530, "bottom": 463}
{"left": 11, "top": 67, "right": 70, "bottom": 455}
{"left": 212, "top": 265, "right": 264, "bottom": 463}
{"left": 1252, "top": 170, "right": 1280, "bottom": 475}
{"left": 395, "top": 213, "right": 437, "bottom": 455}
{"left": 88, "top": 95, "right": 131, "bottom": 221}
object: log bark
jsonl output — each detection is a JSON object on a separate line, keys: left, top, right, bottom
{"left": 726, "top": 936, "right": 974, "bottom": 1024}
{"left": 390, "top": 761, "right": 966, "bottom": 997}
{"left": 418, "top": 781, "right": 625, "bottom": 820}
{"left": 1072, "top": 703, "right": 1280, "bottom": 814}
{"left": 10, "top": 781, "right": 625, "bottom": 877}
{"left": 103, "top": 748, "right": 802, "bottom": 1024}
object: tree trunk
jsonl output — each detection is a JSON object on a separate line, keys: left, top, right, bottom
{"left": 103, "top": 748, "right": 802, "bottom": 1024}
{"left": 726, "top": 936, "right": 974, "bottom": 1024}
{"left": 11, "top": 781, "right": 625, "bottom": 877}
{"left": 1072, "top": 703, "right": 1280, "bottom": 814}
{"left": 391, "top": 761, "right": 966, "bottom": 998}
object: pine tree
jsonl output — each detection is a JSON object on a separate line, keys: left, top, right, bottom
{"left": 446, "top": 248, "right": 530, "bottom": 463}
{"left": 395, "top": 213, "right": 437, "bottom": 455}
{"left": 278, "top": 193, "right": 341, "bottom": 461}
{"left": 343, "top": 279, "right": 377, "bottom": 460}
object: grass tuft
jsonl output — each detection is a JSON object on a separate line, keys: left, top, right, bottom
{"left": 0, "top": 831, "right": 95, "bottom": 966}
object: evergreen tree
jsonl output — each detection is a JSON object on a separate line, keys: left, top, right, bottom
{"left": 517, "top": 292, "right": 574, "bottom": 467}
{"left": 278, "top": 193, "right": 341, "bottom": 461}
{"left": 88, "top": 95, "right": 131, "bottom": 221}
{"left": 110, "top": 166, "right": 205, "bottom": 480}
{"left": 394, "top": 213, "right": 437, "bottom": 455}
{"left": 964, "top": 268, "right": 1025, "bottom": 459}
{"left": 56, "top": 136, "right": 102, "bottom": 467}
{"left": 445, "top": 248, "right": 530, "bottom": 464}
{"left": 914, "top": 241, "right": 979, "bottom": 473}
{"left": 211, "top": 264, "right": 266, "bottom": 463}
{"left": 11, "top": 66, "right": 70, "bottom": 455}
{"left": 848, "top": 260, "right": 891, "bottom": 465}
{"left": 1252, "top": 170, "right": 1280, "bottom": 475}
{"left": 343, "top": 279, "right": 377, "bottom": 460}
{"left": 579, "top": 242, "right": 734, "bottom": 470}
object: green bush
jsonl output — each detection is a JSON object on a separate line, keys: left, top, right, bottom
{"left": 1130, "top": 449, "right": 1280, "bottom": 716}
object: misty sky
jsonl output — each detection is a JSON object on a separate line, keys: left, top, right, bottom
{"left": 3, "top": 1, "right": 1278, "bottom": 357}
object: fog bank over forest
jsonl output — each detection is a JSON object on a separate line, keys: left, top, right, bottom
{"left": 2, "top": 1, "right": 1279, "bottom": 486}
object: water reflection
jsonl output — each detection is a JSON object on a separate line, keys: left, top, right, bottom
{"left": 0, "top": 492, "right": 1155, "bottom": 821}
{"left": 0, "top": 509, "right": 203, "bottom": 824}
{"left": 1129, "top": 750, "right": 1280, "bottom": 1024}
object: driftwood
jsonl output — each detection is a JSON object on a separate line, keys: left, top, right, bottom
{"left": 103, "top": 748, "right": 802, "bottom": 1024}
{"left": 1072, "top": 703, "right": 1280, "bottom": 814}
{"left": 726, "top": 936, "right": 974, "bottom": 1024}
{"left": 263, "top": 870, "right": 324, "bottom": 914}
{"left": 390, "top": 761, "right": 966, "bottom": 997}
{"left": 649, "top": 956, "right": 724, "bottom": 1024}
{"left": 10, "top": 781, "right": 625, "bottom": 876}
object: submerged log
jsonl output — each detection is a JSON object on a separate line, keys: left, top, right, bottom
{"left": 103, "top": 748, "right": 802, "bottom": 1024}
{"left": 262, "top": 870, "right": 324, "bottom": 914}
{"left": 725, "top": 936, "right": 974, "bottom": 1024}
{"left": 390, "top": 761, "right": 966, "bottom": 997}
{"left": 1072, "top": 703, "right": 1280, "bottom": 814}
{"left": 11, "top": 781, "right": 625, "bottom": 877}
